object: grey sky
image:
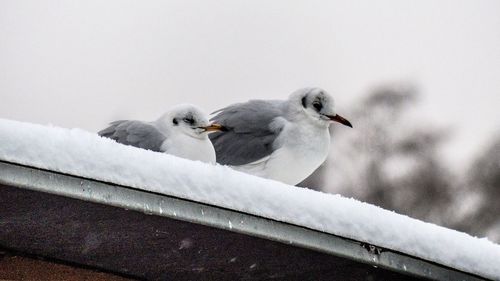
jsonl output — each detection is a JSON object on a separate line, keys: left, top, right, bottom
{"left": 1, "top": 0, "right": 499, "bottom": 169}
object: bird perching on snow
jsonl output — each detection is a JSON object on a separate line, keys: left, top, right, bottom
{"left": 209, "top": 88, "right": 352, "bottom": 185}
{"left": 99, "top": 104, "right": 223, "bottom": 164}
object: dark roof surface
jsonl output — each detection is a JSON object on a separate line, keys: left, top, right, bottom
{"left": 1, "top": 184, "right": 427, "bottom": 281}
{"left": 0, "top": 250, "right": 131, "bottom": 281}
{"left": 0, "top": 161, "right": 487, "bottom": 281}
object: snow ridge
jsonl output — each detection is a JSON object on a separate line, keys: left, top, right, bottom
{"left": 0, "top": 118, "right": 499, "bottom": 280}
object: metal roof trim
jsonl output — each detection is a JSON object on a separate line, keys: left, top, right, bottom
{"left": 0, "top": 160, "right": 488, "bottom": 281}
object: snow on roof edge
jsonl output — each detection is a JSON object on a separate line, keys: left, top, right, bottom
{"left": 0, "top": 118, "right": 499, "bottom": 280}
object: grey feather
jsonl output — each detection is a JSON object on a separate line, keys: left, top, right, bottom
{"left": 98, "top": 120, "right": 167, "bottom": 152}
{"left": 209, "top": 100, "right": 285, "bottom": 165}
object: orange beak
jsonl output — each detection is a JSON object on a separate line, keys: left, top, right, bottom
{"left": 202, "top": 123, "right": 225, "bottom": 132}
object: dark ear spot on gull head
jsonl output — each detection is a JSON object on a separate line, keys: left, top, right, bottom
{"left": 295, "top": 88, "right": 353, "bottom": 128}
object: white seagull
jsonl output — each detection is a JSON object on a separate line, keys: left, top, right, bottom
{"left": 99, "top": 104, "right": 223, "bottom": 163}
{"left": 209, "top": 88, "right": 352, "bottom": 185}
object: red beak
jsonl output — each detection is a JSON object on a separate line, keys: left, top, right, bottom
{"left": 327, "top": 114, "right": 352, "bottom": 128}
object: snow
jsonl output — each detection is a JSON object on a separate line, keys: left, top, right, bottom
{"left": 1, "top": 118, "right": 499, "bottom": 280}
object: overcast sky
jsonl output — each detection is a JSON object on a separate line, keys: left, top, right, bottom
{"left": 1, "top": 0, "right": 499, "bottom": 169}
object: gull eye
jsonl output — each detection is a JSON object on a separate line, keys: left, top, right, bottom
{"left": 172, "top": 118, "right": 178, "bottom": 125}
{"left": 312, "top": 102, "right": 323, "bottom": 111}
{"left": 183, "top": 117, "right": 195, "bottom": 125}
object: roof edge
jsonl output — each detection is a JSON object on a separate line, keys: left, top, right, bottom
{"left": 0, "top": 160, "right": 488, "bottom": 281}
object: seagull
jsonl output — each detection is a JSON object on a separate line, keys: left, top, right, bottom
{"left": 209, "top": 88, "right": 352, "bottom": 185}
{"left": 99, "top": 104, "right": 223, "bottom": 163}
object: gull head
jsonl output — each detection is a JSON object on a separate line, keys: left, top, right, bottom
{"left": 290, "top": 88, "right": 352, "bottom": 128}
{"left": 161, "top": 104, "right": 223, "bottom": 139}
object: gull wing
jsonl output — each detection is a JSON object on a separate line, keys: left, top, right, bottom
{"left": 209, "top": 100, "right": 286, "bottom": 165}
{"left": 98, "top": 120, "right": 167, "bottom": 152}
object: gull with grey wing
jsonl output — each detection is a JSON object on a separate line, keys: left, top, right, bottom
{"left": 99, "top": 104, "right": 223, "bottom": 163}
{"left": 210, "top": 88, "right": 352, "bottom": 185}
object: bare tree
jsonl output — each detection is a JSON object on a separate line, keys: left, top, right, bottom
{"left": 301, "top": 83, "right": 499, "bottom": 242}
{"left": 316, "top": 83, "right": 456, "bottom": 226}
{"left": 453, "top": 134, "right": 500, "bottom": 242}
